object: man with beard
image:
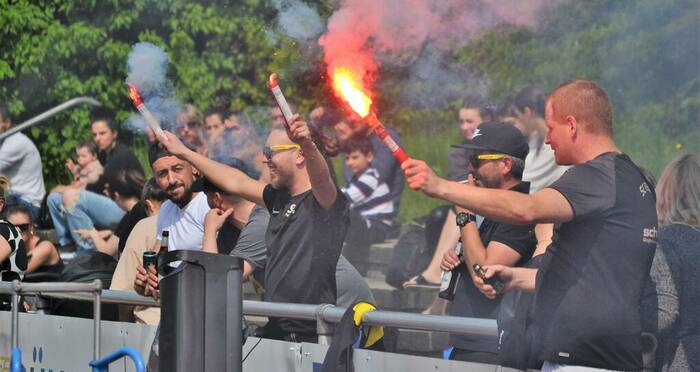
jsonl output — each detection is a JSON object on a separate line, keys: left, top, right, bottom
{"left": 134, "top": 143, "right": 209, "bottom": 299}
{"left": 158, "top": 114, "right": 349, "bottom": 343}
{"left": 438, "top": 122, "right": 537, "bottom": 363}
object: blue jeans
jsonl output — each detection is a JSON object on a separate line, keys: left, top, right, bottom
{"left": 47, "top": 190, "right": 125, "bottom": 251}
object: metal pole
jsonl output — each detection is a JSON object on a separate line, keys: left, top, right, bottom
{"left": 316, "top": 304, "right": 335, "bottom": 346}
{"left": 92, "top": 279, "right": 103, "bottom": 361}
{"left": 0, "top": 96, "right": 101, "bottom": 141}
{"left": 10, "top": 281, "right": 20, "bottom": 349}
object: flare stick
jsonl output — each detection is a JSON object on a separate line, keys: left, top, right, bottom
{"left": 268, "top": 73, "right": 293, "bottom": 129}
{"left": 127, "top": 83, "right": 166, "bottom": 140}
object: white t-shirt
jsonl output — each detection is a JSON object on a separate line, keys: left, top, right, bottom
{"left": 156, "top": 192, "right": 210, "bottom": 251}
{"left": 0, "top": 132, "right": 46, "bottom": 207}
{"left": 523, "top": 134, "right": 569, "bottom": 193}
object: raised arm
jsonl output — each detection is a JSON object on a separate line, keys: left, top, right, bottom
{"left": 402, "top": 159, "right": 573, "bottom": 225}
{"left": 158, "top": 131, "right": 266, "bottom": 206}
{"left": 287, "top": 114, "right": 338, "bottom": 209}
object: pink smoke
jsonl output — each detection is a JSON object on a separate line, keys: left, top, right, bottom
{"left": 319, "top": 0, "right": 553, "bottom": 94}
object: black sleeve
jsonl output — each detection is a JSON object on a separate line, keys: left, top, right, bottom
{"left": 262, "top": 184, "right": 277, "bottom": 213}
{"left": 312, "top": 188, "right": 350, "bottom": 222}
{"left": 0, "top": 222, "right": 19, "bottom": 253}
{"left": 548, "top": 159, "right": 616, "bottom": 219}
{"left": 489, "top": 223, "right": 536, "bottom": 260}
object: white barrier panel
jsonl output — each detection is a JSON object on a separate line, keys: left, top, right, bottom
{"left": 0, "top": 311, "right": 157, "bottom": 372}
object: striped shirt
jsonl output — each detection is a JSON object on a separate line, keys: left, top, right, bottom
{"left": 342, "top": 167, "right": 394, "bottom": 227}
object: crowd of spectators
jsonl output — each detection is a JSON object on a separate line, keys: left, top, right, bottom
{"left": 0, "top": 79, "right": 697, "bottom": 371}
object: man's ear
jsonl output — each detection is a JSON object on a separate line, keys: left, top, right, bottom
{"left": 501, "top": 157, "right": 513, "bottom": 177}
{"left": 565, "top": 115, "right": 578, "bottom": 138}
{"left": 191, "top": 166, "right": 201, "bottom": 177}
{"left": 367, "top": 152, "right": 374, "bottom": 163}
{"left": 295, "top": 151, "right": 305, "bottom": 166}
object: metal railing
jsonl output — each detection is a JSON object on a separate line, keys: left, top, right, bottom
{"left": 0, "top": 282, "right": 497, "bottom": 346}
{"left": 0, "top": 280, "right": 103, "bottom": 360}
{"left": 0, "top": 96, "right": 101, "bottom": 141}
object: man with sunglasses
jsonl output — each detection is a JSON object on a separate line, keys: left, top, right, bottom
{"left": 157, "top": 113, "right": 348, "bottom": 343}
{"left": 403, "top": 80, "right": 657, "bottom": 371}
{"left": 438, "top": 122, "right": 536, "bottom": 364}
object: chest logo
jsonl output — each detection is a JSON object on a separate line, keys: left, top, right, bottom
{"left": 284, "top": 204, "right": 297, "bottom": 217}
{"left": 643, "top": 226, "right": 657, "bottom": 244}
{"left": 639, "top": 182, "right": 651, "bottom": 197}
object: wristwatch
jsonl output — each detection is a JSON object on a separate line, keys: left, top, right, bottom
{"left": 456, "top": 212, "right": 476, "bottom": 228}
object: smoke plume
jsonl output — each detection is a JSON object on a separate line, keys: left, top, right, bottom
{"left": 124, "top": 42, "right": 179, "bottom": 133}
{"left": 319, "top": 0, "right": 554, "bottom": 104}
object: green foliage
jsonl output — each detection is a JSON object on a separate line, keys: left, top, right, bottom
{"left": 0, "top": 0, "right": 298, "bottom": 187}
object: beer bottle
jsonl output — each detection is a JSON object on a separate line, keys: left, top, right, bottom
{"left": 438, "top": 242, "right": 463, "bottom": 301}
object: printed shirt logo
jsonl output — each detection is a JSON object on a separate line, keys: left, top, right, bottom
{"left": 272, "top": 208, "right": 281, "bottom": 215}
{"left": 472, "top": 128, "right": 483, "bottom": 138}
{"left": 639, "top": 182, "right": 651, "bottom": 197}
{"left": 643, "top": 226, "right": 657, "bottom": 244}
{"left": 284, "top": 203, "right": 297, "bottom": 217}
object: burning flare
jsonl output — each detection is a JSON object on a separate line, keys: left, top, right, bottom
{"left": 330, "top": 67, "right": 409, "bottom": 164}
{"left": 127, "top": 82, "right": 166, "bottom": 139}
{"left": 331, "top": 68, "right": 372, "bottom": 118}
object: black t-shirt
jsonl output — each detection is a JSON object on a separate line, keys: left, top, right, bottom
{"left": 115, "top": 202, "right": 148, "bottom": 253}
{"left": 262, "top": 184, "right": 349, "bottom": 335}
{"left": 88, "top": 142, "right": 144, "bottom": 195}
{"left": 534, "top": 152, "right": 657, "bottom": 370}
{"left": 450, "top": 182, "right": 536, "bottom": 352}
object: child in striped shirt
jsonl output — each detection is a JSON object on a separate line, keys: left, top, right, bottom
{"left": 341, "top": 138, "right": 394, "bottom": 275}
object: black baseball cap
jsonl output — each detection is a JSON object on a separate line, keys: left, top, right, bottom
{"left": 452, "top": 122, "right": 529, "bottom": 160}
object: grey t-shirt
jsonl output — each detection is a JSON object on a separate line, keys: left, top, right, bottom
{"left": 335, "top": 255, "right": 375, "bottom": 308}
{"left": 230, "top": 205, "right": 268, "bottom": 275}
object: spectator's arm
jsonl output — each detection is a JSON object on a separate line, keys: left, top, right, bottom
{"left": 0, "top": 236, "right": 10, "bottom": 264}
{"left": 459, "top": 221, "right": 522, "bottom": 280}
{"left": 157, "top": 131, "right": 266, "bottom": 206}
{"left": 75, "top": 229, "right": 118, "bottom": 256}
{"left": 288, "top": 114, "right": 337, "bottom": 209}
{"left": 26, "top": 241, "right": 58, "bottom": 273}
{"left": 403, "top": 159, "right": 573, "bottom": 224}
{"left": 202, "top": 208, "right": 234, "bottom": 254}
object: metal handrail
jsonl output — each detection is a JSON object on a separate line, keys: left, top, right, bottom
{"left": 0, "top": 96, "right": 101, "bottom": 141}
{"left": 1, "top": 280, "right": 103, "bottom": 362}
{"left": 0, "top": 283, "right": 498, "bottom": 338}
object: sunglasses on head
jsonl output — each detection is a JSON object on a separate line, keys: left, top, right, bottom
{"left": 262, "top": 144, "right": 301, "bottom": 160}
{"left": 469, "top": 153, "right": 507, "bottom": 168}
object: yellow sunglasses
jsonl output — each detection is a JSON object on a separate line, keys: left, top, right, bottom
{"left": 469, "top": 153, "right": 507, "bottom": 168}
{"left": 263, "top": 144, "right": 301, "bottom": 160}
